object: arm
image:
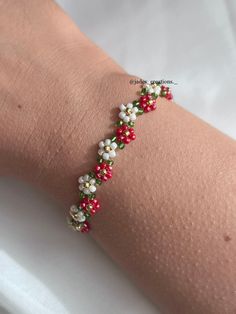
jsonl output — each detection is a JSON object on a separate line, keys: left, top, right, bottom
{"left": 0, "top": 2, "right": 235, "bottom": 313}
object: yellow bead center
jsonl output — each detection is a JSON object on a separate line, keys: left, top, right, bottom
{"left": 104, "top": 145, "right": 111, "bottom": 152}
{"left": 84, "top": 182, "right": 90, "bottom": 188}
{"left": 126, "top": 108, "right": 132, "bottom": 115}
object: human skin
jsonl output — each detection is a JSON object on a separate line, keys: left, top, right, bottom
{"left": 0, "top": 1, "right": 236, "bottom": 313}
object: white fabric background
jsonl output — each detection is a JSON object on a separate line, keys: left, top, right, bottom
{"left": 0, "top": 1, "right": 235, "bottom": 313}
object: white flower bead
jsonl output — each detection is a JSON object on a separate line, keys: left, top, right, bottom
{"left": 83, "top": 174, "right": 90, "bottom": 181}
{"left": 152, "top": 85, "right": 161, "bottom": 95}
{"left": 119, "top": 104, "right": 126, "bottom": 111}
{"left": 70, "top": 205, "right": 78, "bottom": 214}
{"left": 98, "top": 138, "right": 117, "bottom": 160}
{"left": 105, "top": 139, "right": 111, "bottom": 146}
{"left": 74, "top": 211, "right": 86, "bottom": 223}
{"left": 78, "top": 174, "right": 97, "bottom": 195}
{"left": 78, "top": 176, "right": 84, "bottom": 184}
{"left": 69, "top": 205, "right": 86, "bottom": 222}
{"left": 89, "top": 184, "right": 96, "bottom": 193}
{"left": 98, "top": 141, "right": 105, "bottom": 148}
{"left": 89, "top": 178, "right": 96, "bottom": 185}
{"left": 144, "top": 83, "right": 161, "bottom": 96}
{"left": 118, "top": 103, "right": 138, "bottom": 123}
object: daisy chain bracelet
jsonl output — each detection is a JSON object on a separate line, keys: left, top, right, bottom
{"left": 67, "top": 82, "right": 173, "bottom": 233}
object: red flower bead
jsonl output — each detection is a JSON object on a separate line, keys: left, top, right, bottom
{"left": 95, "top": 163, "right": 112, "bottom": 181}
{"left": 116, "top": 125, "right": 136, "bottom": 144}
{"left": 80, "top": 221, "right": 90, "bottom": 233}
{"left": 80, "top": 197, "right": 100, "bottom": 216}
{"left": 161, "top": 85, "right": 173, "bottom": 100}
{"left": 166, "top": 91, "right": 173, "bottom": 100}
{"left": 139, "top": 94, "right": 156, "bottom": 112}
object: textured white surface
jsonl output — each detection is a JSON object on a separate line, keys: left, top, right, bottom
{"left": 0, "top": 1, "right": 235, "bottom": 313}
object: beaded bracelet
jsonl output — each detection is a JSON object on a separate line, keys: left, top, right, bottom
{"left": 67, "top": 82, "right": 173, "bottom": 233}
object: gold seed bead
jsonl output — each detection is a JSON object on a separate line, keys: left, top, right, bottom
{"left": 104, "top": 145, "right": 111, "bottom": 152}
{"left": 75, "top": 225, "right": 82, "bottom": 232}
{"left": 126, "top": 108, "right": 132, "bottom": 115}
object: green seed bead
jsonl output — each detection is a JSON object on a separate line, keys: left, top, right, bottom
{"left": 132, "top": 100, "right": 139, "bottom": 106}
{"left": 111, "top": 136, "right": 117, "bottom": 142}
{"left": 79, "top": 192, "right": 85, "bottom": 199}
{"left": 88, "top": 171, "right": 95, "bottom": 178}
{"left": 128, "top": 121, "right": 135, "bottom": 127}
{"left": 97, "top": 157, "right": 103, "bottom": 164}
{"left": 96, "top": 178, "right": 102, "bottom": 185}
{"left": 116, "top": 120, "right": 123, "bottom": 126}
{"left": 106, "top": 159, "right": 114, "bottom": 166}
{"left": 118, "top": 142, "right": 125, "bottom": 149}
{"left": 152, "top": 93, "right": 158, "bottom": 99}
{"left": 141, "top": 88, "right": 147, "bottom": 95}
{"left": 88, "top": 194, "right": 95, "bottom": 200}
{"left": 138, "top": 109, "right": 144, "bottom": 115}
{"left": 161, "top": 91, "right": 167, "bottom": 97}
{"left": 85, "top": 212, "right": 91, "bottom": 219}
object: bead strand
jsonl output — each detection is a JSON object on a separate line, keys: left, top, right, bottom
{"left": 67, "top": 82, "right": 173, "bottom": 233}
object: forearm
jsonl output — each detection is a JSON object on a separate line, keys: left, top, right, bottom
{"left": 31, "top": 75, "right": 236, "bottom": 313}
